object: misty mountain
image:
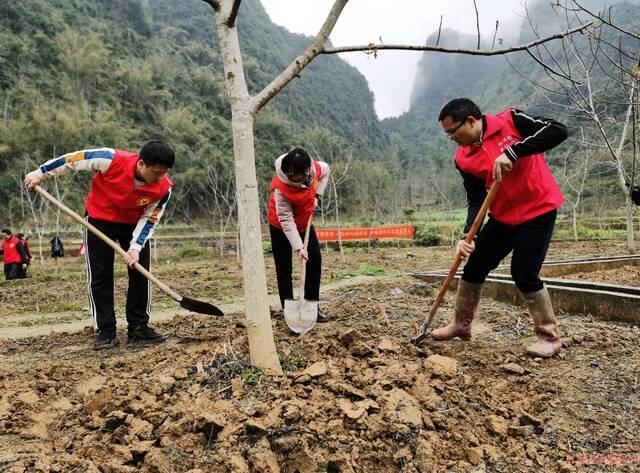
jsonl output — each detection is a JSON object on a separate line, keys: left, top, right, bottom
{"left": 382, "top": 0, "right": 640, "bottom": 174}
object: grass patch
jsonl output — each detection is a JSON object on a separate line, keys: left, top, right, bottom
{"left": 175, "top": 243, "right": 202, "bottom": 258}
{"left": 241, "top": 367, "right": 266, "bottom": 388}
{"left": 281, "top": 354, "right": 308, "bottom": 371}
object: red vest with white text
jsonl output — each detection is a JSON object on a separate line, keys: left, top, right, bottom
{"left": 455, "top": 109, "right": 564, "bottom": 225}
{"left": 86, "top": 150, "right": 172, "bottom": 224}
{"left": 267, "top": 161, "right": 322, "bottom": 232}
{"left": 2, "top": 236, "right": 22, "bottom": 264}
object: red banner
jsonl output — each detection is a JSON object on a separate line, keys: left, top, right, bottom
{"left": 316, "top": 224, "right": 414, "bottom": 242}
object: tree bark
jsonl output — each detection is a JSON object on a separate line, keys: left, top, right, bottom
{"left": 215, "top": 5, "right": 282, "bottom": 373}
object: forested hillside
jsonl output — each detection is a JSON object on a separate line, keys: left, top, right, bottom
{"left": 0, "top": 0, "right": 389, "bottom": 228}
{"left": 1, "top": 0, "right": 639, "bottom": 233}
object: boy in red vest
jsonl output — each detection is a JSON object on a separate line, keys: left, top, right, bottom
{"left": 267, "top": 147, "right": 331, "bottom": 324}
{"left": 433, "top": 98, "right": 567, "bottom": 357}
{"left": 1, "top": 229, "right": 28, "bottom": 280}
{"left": 24, "top": 141, "right": 174, "bottom": 350}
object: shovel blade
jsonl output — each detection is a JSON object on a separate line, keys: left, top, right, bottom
{"left": 284, "top": 298, "right": 318, "bottom": 334}
{"left": 180, "top": 296, "right": 224, "bottom": 316}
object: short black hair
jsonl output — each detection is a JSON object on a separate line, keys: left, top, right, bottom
{"left": 1, "top": 229, "right": 10, "bottom": 235}
{"left": 139, "top": 140, "right": 175, "bottom": 168}
{"left": 438, "top": 98, "right": 482, "bottom": 122}
{"left": 16, "top": 233, "right": 24, "bottom": 239}
{"left": 281, "top": 147, "right": 311, "bottom": 176}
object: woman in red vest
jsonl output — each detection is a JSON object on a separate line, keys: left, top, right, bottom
{"left": 267, "top": 147, "right": 331, "bottom": 324}
{"left": 1, "top": 229, "right": 28, "bottom": 280}
{"left": 433, "top": 98, "right": 568, "bottom": 358}
{"left": 24, "top": 141, "right": 174, "bottom": 350}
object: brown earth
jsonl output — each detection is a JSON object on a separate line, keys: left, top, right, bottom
{"left": 0, "top": 240, "right": 639, "bottom": 472}
{"left": 557, "top": 264, "right": 640, "bottom": 286}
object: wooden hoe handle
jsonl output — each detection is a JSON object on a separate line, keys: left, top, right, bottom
{"left": 413, "top": 181, "right": 501, "bottom": 344}
{"left": 34, "top": 185, "right": 183, "bottom": 302}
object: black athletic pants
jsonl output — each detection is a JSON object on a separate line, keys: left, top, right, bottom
{"left": 4, "top": 263, "right": 24, "bottom": 280}
{"left": 462, "top": 209, "right": 557, "bottom": 293}
{"left": 269, "top": 224, "right": 321, "bottom": 309}
{"left": 85, "top": 216, "right": 151, "bottom": 331}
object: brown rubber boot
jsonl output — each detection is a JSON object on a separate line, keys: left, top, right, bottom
{"left": 431, "top": 280, "right": 483, "bottom": 341}
{"left": 523, "top": 287, "right": 562, "bottom": 357}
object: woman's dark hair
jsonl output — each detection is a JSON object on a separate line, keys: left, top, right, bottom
{"left": 139, "top": 140, "right": 175, "bottom": 168}
{"left": 281, "top": 147, "right": 311, "bottom": 176}
{"left": 438, "top": 98, "right": 482, "bottom": 122}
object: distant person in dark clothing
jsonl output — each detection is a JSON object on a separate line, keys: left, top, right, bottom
{"left": 50, "top": 235, "right": 65, "bottom": 258}
{"left": 1, "top": 229, "right": 28, "bottom": 280}
{"left": 630, "top": 184, "right": 640, "bottom": 206}
{"left": 16, "top": 233, "right": 32, "bottom": 277}
{"left": 432, "top": 98, "right": 568, "bottom": 358}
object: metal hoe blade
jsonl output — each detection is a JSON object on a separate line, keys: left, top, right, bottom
{"left": 284, "top": 298, "right": 318, "bottom": 334}
{"left": 180, "top": 296, "right": 224, "bottom": 316}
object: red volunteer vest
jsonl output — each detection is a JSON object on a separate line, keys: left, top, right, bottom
{"left": 2, "top": 236, "right": 22, "bottom": 264}
{"left": 267, "top": 161, "right": 322, "bottom": 232}
{"left": 455, "top": 109, "right": 564, "bottom": 225}
{"left": 85, "top": 150, "right": 173, "bottom": 224}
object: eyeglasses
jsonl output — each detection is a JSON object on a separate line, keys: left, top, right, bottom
{"left": 287, "top": 170, "right": 311, "bottom": 179}
{"left": 443, "top": 117, "right": 468, "bottom": 136}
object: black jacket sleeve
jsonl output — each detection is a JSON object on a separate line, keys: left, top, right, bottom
{"left": 503, "top": 109, "right": 568, "bottom": 162}
{"left": 457, "top": 164, "right": 487, "bottom": 236}
{"left": 16, "top": 241, "right": 28, "bottom": 264}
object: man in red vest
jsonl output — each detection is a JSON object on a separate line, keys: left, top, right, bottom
{"left": 433, "top": 98, "right": 567, "bottom": 357}
{"left": 1, "top": 229, "right": 28, "bottom": 280}
{"left": 24, "top": 141, "right": 174, "bottom": 350}
{"left": 267, "top": 147, "right": 331, "bottom": 325}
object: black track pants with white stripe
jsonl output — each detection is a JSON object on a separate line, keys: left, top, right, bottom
{"left": 85, "top": 216, "right": 151, "bottom": 331}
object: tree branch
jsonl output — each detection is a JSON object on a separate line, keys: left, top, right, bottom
{"left": 201, "top": 0, "right": 221, "bottom": 12}
{"left": 491, "top": 20, "right": 499, "bottom": 49}
{"left": 573, "top": 0, "right": 640, "bottom": 41}
{"left": 226, "top": 0, "right": 241, "bottom": 27}
{"left": 525, "top": 48, "right": 581, "bottom": 84}
{"left": 322, "top": 22, "right": 592, "bottom": 55}
{"left": 435, "top": 15, "right": 443, "bottom": 47}
{"left": 472, "top": 0, "right": 480, "bottom": 49}
{"left": 251, "top": 0, "right": 349, "bottom": 114}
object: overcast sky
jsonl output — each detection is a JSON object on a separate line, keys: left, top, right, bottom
{"left": 260, "top": 0, "right": 527, "bottom": 118}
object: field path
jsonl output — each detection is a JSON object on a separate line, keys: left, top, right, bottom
{"left": 0, "top": 275, "right": 380, "bottom": 339}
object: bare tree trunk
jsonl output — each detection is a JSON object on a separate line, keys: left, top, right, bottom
{"left": 330, "top": 174, "right": 344, "bottom": 262}
{"left": 219, "top": 219, "right": 224, "bottom": 257}
{"left": 611, "top": 88, "right": 637, "bottom": 253}
{"left": 236, "top": 225, "right": 240, "bottom": 262}
{"left": 8, "top": 200, "right": 13, "bottom": 232}
{"left": 215, "top": 9, "right": 282, "bottom": 373}
{"left": 2, "top": 92, "right": 12, "bottom": 129}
